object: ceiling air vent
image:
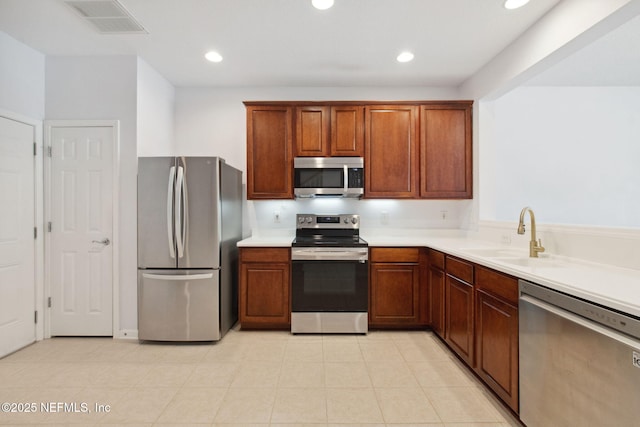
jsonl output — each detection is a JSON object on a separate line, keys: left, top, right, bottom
{"left": 65, "top": 0, "right": 147, "bottom": 34}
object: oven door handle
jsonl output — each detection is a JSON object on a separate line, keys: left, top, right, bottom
{"left": 292, "top": 249, "right": 368, "bottom": 261}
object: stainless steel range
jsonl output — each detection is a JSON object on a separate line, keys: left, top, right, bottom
{"left": 291, "top": 214, "right": 368, "bottom": 334}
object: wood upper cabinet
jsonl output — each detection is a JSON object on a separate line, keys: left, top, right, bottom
{"left": 474, "top": 266, "right": 519, "bottom": 413}
{"left": 369, "top": 247, "right": 425, "bottom": 327}
{"left": 295, "top": 105, "right": 364, "bottom": 157}
{"left": 420, "top": 103, "right": 472, "bottom": 198}
{"left": 445, "top": 256, "right": 474, "bottom": 365}
{"left": 365, "top": 105, "right": 419, "bottom": 198}
{"left": 245, "top": 100, "right": 473, "bottom": 200}
{"left": 331, "top": 105, "right": 364, "bottom": 156}
{"left": 295, "top": 106, "right": 329, "bottom": 156}
{"left": 245, "top": 104, "right": 293, "bottom": 199}
{"left": 239, "top": 247, "right": 291, "bottom": 329}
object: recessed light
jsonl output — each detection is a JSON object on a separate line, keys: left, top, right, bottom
{"left": 396, "top": 51, "right": 414, "bottom": 63}
{"left": 204, "top": 51, "right": 223, "bottom": 63}
{"left": 504, "top": 0, "right": 530, "bottom": 9}
{"left": 312, "top": 0, "right": 334, "bottom": 10}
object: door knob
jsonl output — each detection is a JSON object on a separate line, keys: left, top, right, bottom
{"left": 92, "top": 238, "right": 110, "bottom": 245}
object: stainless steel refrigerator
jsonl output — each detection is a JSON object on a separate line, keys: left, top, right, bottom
{"left": 137, "top": 157, "right": 242, "bottom": 341}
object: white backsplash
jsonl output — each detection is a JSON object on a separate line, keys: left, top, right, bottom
{"left": 473, "top": 221, "right": 640, "bottom": 271}
{"left": 247, "top": 199, "right": 474, "bottom": 236}
{"left": 246, "top": 200, "right": 640, "bottom": 272}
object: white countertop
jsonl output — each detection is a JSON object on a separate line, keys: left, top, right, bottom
{"left": 237, "top": 230, "right": 640, "bottom": 318}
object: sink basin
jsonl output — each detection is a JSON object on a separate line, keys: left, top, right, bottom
{"left": 461, "top": 247, "right": 527, "bottom": 258}
{"left": 497, "top": 257, "right": 566, "bottom": 268}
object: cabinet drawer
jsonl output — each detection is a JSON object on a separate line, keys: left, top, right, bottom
{"left": 446, "top": 256, "right": 474, "bottom": 283}
{"left": 370, "top": 247, "right": 420, "bottom": 263}
{"left": 240, "top": 247, "right": 290, "bottom": 263}
{"left": 428, "top": 249, "right": 445, "bottom": 270}
{"left": 475, "top": 266, "right": 518, "bottom": 305}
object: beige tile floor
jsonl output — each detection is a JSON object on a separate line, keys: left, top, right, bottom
{"left": 0, "top": 327, "right": 522, "bottom": 426}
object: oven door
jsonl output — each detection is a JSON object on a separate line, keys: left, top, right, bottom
{"left": 291, "top": 248, "right": 368, "bottom": 313}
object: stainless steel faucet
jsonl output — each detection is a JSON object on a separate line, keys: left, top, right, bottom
{"left": 517, "top": 206, "right": 545, "bottom": 258}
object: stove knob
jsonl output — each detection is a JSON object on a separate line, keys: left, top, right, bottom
{"left": 351, "top": 217, "right": 358, "bottom": 224}
{"left": 343, "top": 218, "right": 349, "bottom": 224}
{"left": 305, "top": 216, "right": 313, "bottom": 224}
{"left": 298, "top": 217, "right": 305, "bottom": 224}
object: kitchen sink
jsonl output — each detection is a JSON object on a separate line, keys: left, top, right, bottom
{"left": 497, "top": 256, "right": 566, "bottom": 268}
{"left": 460, "top": 247, "right": 528, "bottom": 258}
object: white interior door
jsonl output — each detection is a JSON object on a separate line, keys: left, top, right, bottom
{"left": 50, "top": 126, "right": 113, "bottom": 336}
{"left": 0, "top": 116, "right": 36, "bottom": 357}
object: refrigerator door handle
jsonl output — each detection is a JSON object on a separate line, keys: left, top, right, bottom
{"left": 142, "top": 273, "right": 214, "bottom": 281}
{"left": 166, "top": 165, "right": 176, "bottom": 259}
{"left": 175, "top": 165, "right": 185, "bottom": 258}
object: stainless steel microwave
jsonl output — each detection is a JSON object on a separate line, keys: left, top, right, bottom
{"left": 294, "top": 157, "right": 364, "bottom": 198}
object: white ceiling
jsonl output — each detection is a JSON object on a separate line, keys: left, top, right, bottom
{"left": 0, "top": 0, "right": 566, "bottom": 87}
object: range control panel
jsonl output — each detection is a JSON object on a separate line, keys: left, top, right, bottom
{"left": 296, "top": 214, "right": 360, "bottom": 229}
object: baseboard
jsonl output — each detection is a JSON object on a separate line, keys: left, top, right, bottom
{"left": 115, "top": 329, "right": 138, "bottom": 340}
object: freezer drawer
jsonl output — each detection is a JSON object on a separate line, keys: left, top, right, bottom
{"left": 138, "top": 269, "right": 220, "bottom": 341}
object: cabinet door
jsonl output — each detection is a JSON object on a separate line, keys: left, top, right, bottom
{"left": 239, "top": 248, "right": 290, "bottom": 329}
{"left": 331, "top": 105, "right": 364, "bottom": 156}
{"left": 429, "top": 265, "right": 445, "bottom": 338}
{"left": 365, "top": 105, "right": 419, "bottom": 198}
{"left": 370, "top": 263, "right": 420, "bottom": 326}
{"left": 420, "top": 104, "right": 472, "bottom": 198}
{"left": 475, "top": 290, "right": 519, "bottom": 412}
{"left": 295, "top": 106, "right": 330, "bottom": 156}
{"left": 445, "top": 275, "right": 474, "bottom": 365}
{"left": 246, "top": 105, "right": 293, "bottom": 199}
{"left": 240, "top": 262, "right": 290, "bottom": 328}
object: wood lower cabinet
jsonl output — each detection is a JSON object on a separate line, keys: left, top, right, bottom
{"left": 369, "top": 247, "right": 426, "bottom": 327}
{"left": 239, "top": 247, "right": 290, "bottom": 329}
{"left": 428, "top": 249, "right": 446, "bottom": 338}
{"left": 365, "top": 105, "right": 419, "bottom": 198}
{"left": 445, "top": 256, "right": 474, "bottom": 365}
{"left": 474, "top": 266, "right": 519, "bottom": 413}
{"left": 420, "top": 103, "right": 472, "bottom": 198}
{"left": 245, "top": 104, "right": 293, "bottom": 199}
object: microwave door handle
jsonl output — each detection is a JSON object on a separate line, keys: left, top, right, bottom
{"left": 344, "top": 165, "right": 348, "bottom": 191}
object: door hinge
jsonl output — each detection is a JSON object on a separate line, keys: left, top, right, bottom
{"left": 47, "top": 297, "right": 52, "bottom": 308}
{"left": 34, "top": 310, "right": 38, "bottom": 324}
{"left": 48, "top": 222, "right": 52, "bottom": 232}
{"left": 34, "top": 227, "right": 37, "bottom": 239}
{"left": 33, "top": 142, "right": 37, "bottom": 156}
{"left": 47, "top": 146, "right": 52, "bottom": 157}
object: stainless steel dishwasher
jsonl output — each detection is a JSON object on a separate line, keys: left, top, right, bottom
{"left": 519, "top": 279, "right": 640, "bottom": 427}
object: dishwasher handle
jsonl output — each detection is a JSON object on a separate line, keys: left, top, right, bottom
{"left": 520, "top": 294, "right": 640, "bottom": 351}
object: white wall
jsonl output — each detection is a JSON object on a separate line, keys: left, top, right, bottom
{"left": 45, "top": 55, "right": 139, "bottom": 333}
{"left": 0, "top": 32, "right": 45, "bottom": 119}
{"left": 481, "top": 86, "right": 640, "bottom": 228}
{"left": 174, "top": 86, "right": 473, "bottom": 235}
{"left": 136, "top": 58, "right": 175, "bottom": 156}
